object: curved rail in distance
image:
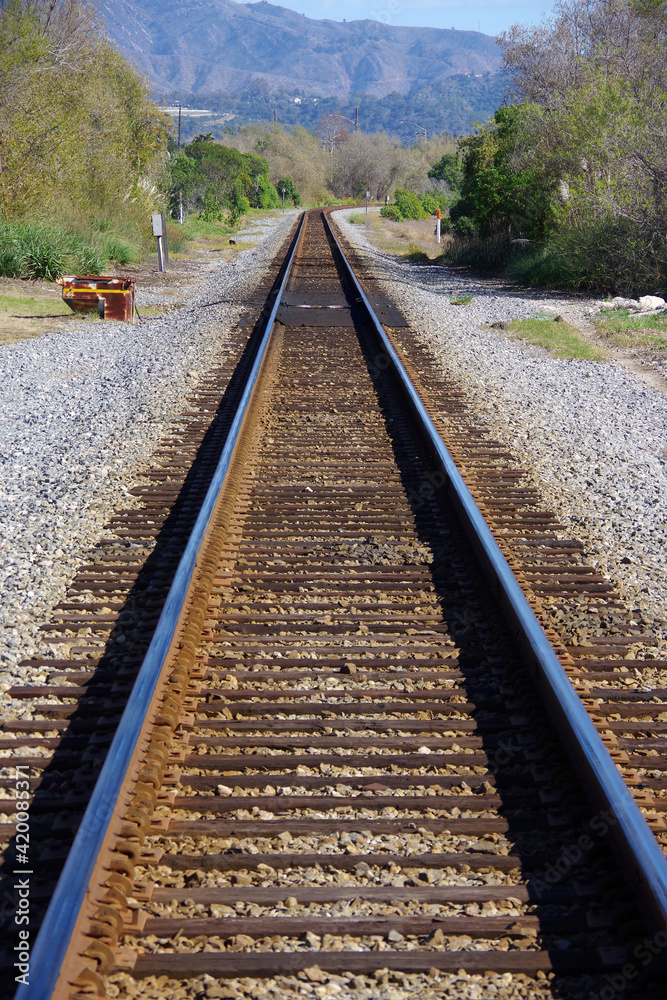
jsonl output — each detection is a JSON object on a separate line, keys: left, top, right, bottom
{"left": 323, "top": 209, "right": 667, "bottom": 933}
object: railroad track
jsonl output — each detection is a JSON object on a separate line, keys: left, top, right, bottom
{"left": 3, "top": 209, "right": 667, "bottom": 999}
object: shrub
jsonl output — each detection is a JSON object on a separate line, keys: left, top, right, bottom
{"left": 198, "top": 192, "right": 225, "bottom": 223}
{"left": 380, "top": 205, "right": 404, "bottom": 222}
{"left": 17, "top": 226, "right": 67, "bottom": 281}
{"left": 419, "top": 191, "right": 450, "bottom": 216}
{"left": 453, "top": 216, "right": 478, "bottom": 239}
{"left": 96, "top": 234, "right": 139, "bottom": 267}
{"left": 275, "top": 178, "right": 301, "bottom": 207}
{"left": 443, "top": 233, "right": 518, "bottom": 271}
{"left": 506, "top": 216, "right": 667, "bottom": 294}
{"left": 394, "top": 190, "right": 429, "bottom": 220}
{"left": 0, "top": 219, "right": 135, "bottom": 280}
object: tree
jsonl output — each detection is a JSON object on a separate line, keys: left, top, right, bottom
{"left": 451, "top": 106, "right": 560, "bottom": 240}
{"left": 0, "top": 0, "right": 169, "bottom": 222}
{"left": 318, "top": 112, "right": 353, "bottom": 186}
{"left": 494, "top": 0, "right": 667, "bottom": 289}
{"left": 428, "top": 153, "right": 464, "bottom": 196}
{"left": 275, "top": 178, "right": 300, "bottom": 206}
{"left": 169, "top": 141, "right": 279, "bottom": 220}
{"left": 225, "top": 124, "right": 329, "bottom": 205}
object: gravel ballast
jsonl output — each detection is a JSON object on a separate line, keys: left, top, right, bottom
{"left": 0, "top": 211, "right": 298, "bottom": 693}
{"left": 334, "top": 209, "right": 667, "bottom": 631}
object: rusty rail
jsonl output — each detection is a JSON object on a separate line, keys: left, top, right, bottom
{"left": 14, "top": 213, "right": 306, "bottom": 1000}
{"left": 324, "top": 210, "right": 667, "bottom": 932}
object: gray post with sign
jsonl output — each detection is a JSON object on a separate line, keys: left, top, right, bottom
{"left": 151, "top": 212, "right": 169, "bottom": 272}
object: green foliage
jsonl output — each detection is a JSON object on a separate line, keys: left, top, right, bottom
{"left": 275, "top": 178, "right": 301, "bottom": 206}
{"left": 169, "top": 141, "right": 278, "bottom": 223}
{"left": 0, "top": 0, "right": 169, "bottom": 276}
{"left": 255, "top": 174, "right": 280, "bottom": 208}
{"left": 0, "top": 219, "right": 123, "bottom": 280}
{"left": 453, "top": 216, "right": 477, "bottom": 239}
{"left": 418, "top": 192, "right": 443, "bottom": 216}
{"left": 428, "top": 153, "right": 464, "bottom": 195}
{"left": 394, "top": 190, "right": 429, "bottom": 220}
{"left": 506, "top": 216, "right": 667, "bottom": 295}
{"left": 380, "top": 205, "right": 404, "bottom": 222}
{"left": 494, "top": 0, "right": 667, "bottom": 291}
{"left": 96, "top": 234, "right": 139, "bottom": 267}
{"left": 452, "top": 106, "right": 560, "bottom": 241}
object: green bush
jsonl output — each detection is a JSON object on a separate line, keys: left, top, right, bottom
{"left": 275, "top": 178, "right": 301, "bottom": 207}
{"left": 394, "top": 190, "right": 429, "bottom": 220}
{"left": 419, "top": 191, "right": 450, "bottom": 216}
{"left": 380, "top": 204, "right": 404, "bottom": 222}
{"left": 173, "top": 142, "right": 279, "bottom": 221}
{"left": 506, "top": 216, "right": 667, "bottom": 294}
{"left": 453, "top": 216, "right": 478, "bottom": 239}
{"left": 428, "top": 153, "right": 464, "bottom": 197}
{"left": 0, "top": 219, "right": 132, "bottom": 280}
{"left": 256, "top": 174, "right": 280, "bottom": 209}
{"left": 95, "top": 233, "right": 139, "bottom": 267}
{"left": 198, "top": 192, "right": 225, "bottom": 223}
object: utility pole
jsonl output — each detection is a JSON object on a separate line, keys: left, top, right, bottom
{"left": 355, "top": 107, "right": 358, "bottom": 132}
{"left": 177, "top": 103, "right": 182, "bottom": 150}
{"left": 274, "top": 109, "right": 277, "bottom": 124}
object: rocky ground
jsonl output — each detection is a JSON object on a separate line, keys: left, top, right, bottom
{"left": 333, "top": 209, "right": 667, "bottom": 646}
{"left": 2, "top": 209, "right": 667, "bottom": 1000}
{"left": 0, "top": 210, "right": 299, "bottom": 694}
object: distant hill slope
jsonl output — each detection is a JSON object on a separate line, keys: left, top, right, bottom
{"left": 96, "top": 0, "right": 501, "bottom": 99}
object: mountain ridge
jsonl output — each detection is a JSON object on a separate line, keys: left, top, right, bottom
{"left": 96, "top": 0, "right": 502, "bottom": 99}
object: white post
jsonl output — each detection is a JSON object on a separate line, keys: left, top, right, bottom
{"left": 365, "top": 189, "right": 370, "bottom": 217}
{"left": 152, "top": 213, "right": 166, "bottom": 272}
{"left": 436, "top": 209, "right": 441, "bottom": 245}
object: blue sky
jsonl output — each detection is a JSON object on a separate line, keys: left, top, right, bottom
{"left": 256, "top": 1, "right": 557, "bottom": 35}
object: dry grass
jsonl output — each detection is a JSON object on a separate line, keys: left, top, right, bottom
{"left": 0, "top": 278, "right": 77, "bottom": 345}
{"left": 353, "top": 212, "right": 451, "bottom": 261}
{"left": 594, "top": 309, "right": 667, "bottom": 351}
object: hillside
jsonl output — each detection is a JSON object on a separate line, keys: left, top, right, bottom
{"left": 97, "top": 0, "right": 501, "bottom": 99}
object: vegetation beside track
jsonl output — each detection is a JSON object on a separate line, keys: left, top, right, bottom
{"left": 440, "top": 0, "right": 667, "bottom": 297}
{"left": 507, "top": 315, "right": 606, "bottom": 361}
{"left": 594, "top": 308, "right": 667, "bottom": 351}
{"left": 0, "top": 0, "right": 169, "bottom": 279}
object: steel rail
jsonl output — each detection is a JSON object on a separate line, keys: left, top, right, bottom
{"left": 324, "top": 210, "right": 667, "bottom": 931}
{"left": 15, "top": 213, "right": 306, "bottom": 1000}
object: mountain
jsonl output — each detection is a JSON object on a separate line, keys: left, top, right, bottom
{"left": 96, "top": 0, "right": 501, "bottom": 100}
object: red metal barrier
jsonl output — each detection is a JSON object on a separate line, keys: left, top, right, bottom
{"left": 57, "top": 275, "right": 136, "bottom": 321}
